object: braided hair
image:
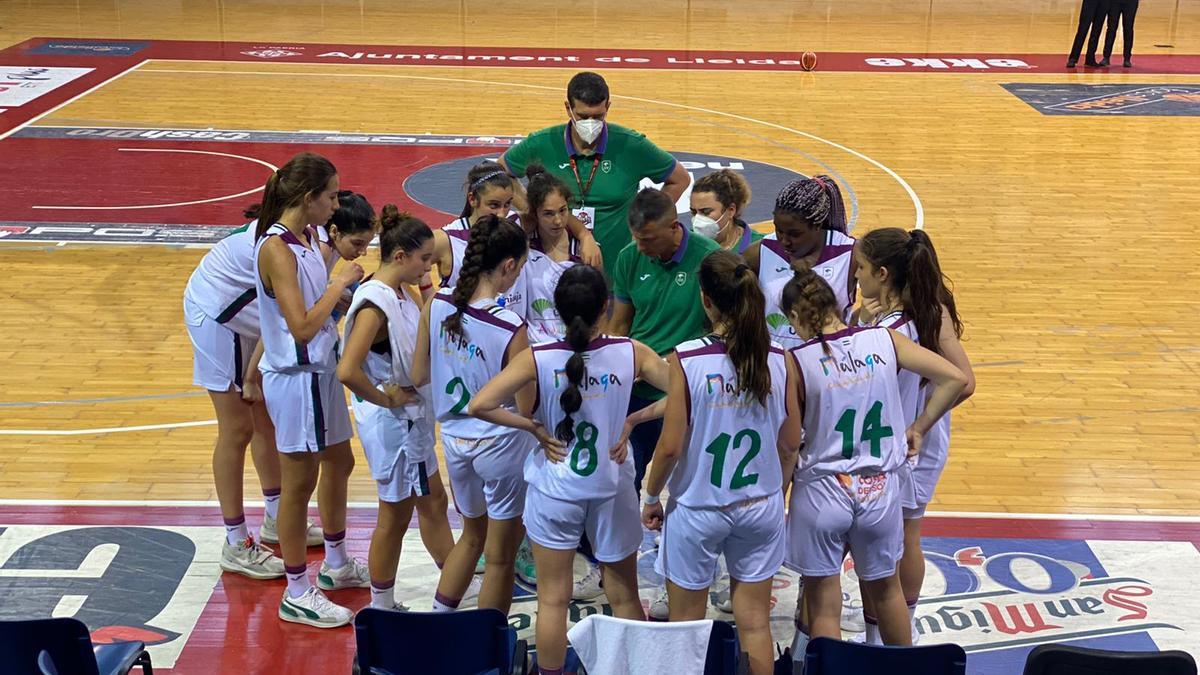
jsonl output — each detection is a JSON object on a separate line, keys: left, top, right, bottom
{"left": 699, "top": 250, "right": 771, "bottom": 404}
{"left": 440, "top": 214, "right": 527, "bottom": 342}
{"left": 552, "top": 265, "right": 609, "bottom": 444}
{"left": 773, "top": 175, "right": 847, "bottom": 233}
{"left": 780, "top": 267, "right": 841, "bottom": 356}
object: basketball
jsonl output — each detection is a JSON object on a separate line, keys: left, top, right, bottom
{"left": 801, "top": 51, "right": 818, "bottom": 71}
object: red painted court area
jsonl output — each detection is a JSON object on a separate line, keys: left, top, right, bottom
{"left": 0, "top": 137, "right": 478, "bottom": 227}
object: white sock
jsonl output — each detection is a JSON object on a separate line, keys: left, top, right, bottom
{"left": 370, "top": 581, "right": 395, "bottom": 609}
{"left": 285, "top": 565, "right": 311, "bottom": 599}
{"left": 323, "top": 530, "right": 349, "bottom": 569}
{"left": 431, "top": 597, "right": 458, "bottom": 612}
{"left": 865, "top": 619, "right": 882, "bottom": 645}
{"left": 909, "top": 600, "right": 920, "bottom": 643}
{"left": 224, "top": 516, "right": 249, "bottom": 546}
{"left": 263, "top": 490, "right": 281, "bottom": 520}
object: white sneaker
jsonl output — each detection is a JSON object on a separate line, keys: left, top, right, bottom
{"left": 278, "top": 587, "right": 353, "bottom": 628}
{"left": 841, "top": 591, "right": 866, "bottom": 632}
{"left": 571, "top": 562, "right": 604, "bottom": 601}
{"left": 648, "top": 585, "right": 670, "bottom": 620}
{"left": 462, "top": 575, "right": 483, "bottom": 604}
{"left": 260, "top": 515, "right": 323, "bottom": 547}
{"left": 848, "top": 632, "right": 867, "bottom": 644}
{"left": 316, "top": 558, "right": 371, "bottom": 590}
{"left": 713, "top": 586, "right": 733, "bottom": 613}
{"left": 220, "top": 536, "right": 285, "bottom": 579}
{"left": 911, "top": 622, "right": 921, "bottom": 645}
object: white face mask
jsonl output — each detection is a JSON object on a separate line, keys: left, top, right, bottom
{"left": 572, "top": 116, "right": 605, "bottom": 145}
{"left": 691, "top": 211, "right": 728, "bottom": 240}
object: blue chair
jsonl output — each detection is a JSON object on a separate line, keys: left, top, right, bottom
{"left": 704, "top": 620, "right": 742, "bottom": 675}
{"left": 0, "top": 617, "right": 153, "bottom": 675}
{"left": 1023, "top": 643, "right": 1197, "bottom": 674}
{"left": 354, "top": 608, "right": 528, "bottom": 675}
{"left": 804, "top": 636, "right": 966, "bottom": 674}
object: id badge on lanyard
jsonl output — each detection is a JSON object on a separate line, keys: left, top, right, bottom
{"left": 569, "top": 155, "right": 600, "bottom": 231}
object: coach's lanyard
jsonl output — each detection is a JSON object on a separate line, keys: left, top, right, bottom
{"left": 568, "top": 154, "right": 601, "bottom": 207}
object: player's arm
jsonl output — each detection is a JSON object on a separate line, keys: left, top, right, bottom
{"left": 742, "top": 240, "right": 761, "bottom": 271}
{"left": 777, "top": 352, "right": 803, "bottom": 485}
{"left": 469, "top": 348, "right": 537, "bottom": 432}
{"left": 409, "top": 294, "right": 435, "bottom": 388}
{"left": 890, "top": 329, "right": 967, "bottom": 455}
{"left": 432, "top": 229, "right": 453, "bottom": 287}
{"left": 936, "top": 304, "right": 975, "bottom": 407}
{"left": 337, "top": 306, "right": 409, "bottom": 408}
{"left": 505, "top": 326, "right": 537, "bottom": 416}
{"left": 259, "top": 237, "right": 362, "bottom": 343}
{"left": 641, "top": 354, "right": 687, "bottom": 530}
{"left": 565, "top": 215, "right": 602, "bottom": 267}
{"left": 241, "top": 339, "right": 266, "bottom": 402}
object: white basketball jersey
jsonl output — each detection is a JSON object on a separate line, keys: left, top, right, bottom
{"left": 527, "top": 337, "right": 635, "bottom": 500}
{"left": 184, "top": 222, "right": 260, "bottom": 338}
{"left": 343, "top": 280, "right": 425, "bottom": 420}
{"left": 429, "top": 289, "right": 525, "bottom": 437}
{"left": 524, "top": 241, "right": 580, "bottom": 344}
{"left": 759, "top": 231, "right": 857, "bottom": 349}
{"left": 791, "top": 326, "right": 907, "bottom": 478}
{"left": 442, "top": 227, "right": 528, "bottom": 318}
{"left": 877, "top": 311, "right": 921, "bottom": 425}
{"left": 672, "top": 337, "right": 790, "bottom": 508}
{"left": 254, "top": 224, "right": 338, "bottom": 373}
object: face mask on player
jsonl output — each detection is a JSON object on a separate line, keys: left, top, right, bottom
{"left": 571, "top": 114, "right": 604, "bottom": 145}
{"left": 691, "top": 211, "right": 729, "bottom": 240}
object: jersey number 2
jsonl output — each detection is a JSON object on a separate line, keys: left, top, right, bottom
{"left": 445, "top": 377, "right": 471, "bottom": 414}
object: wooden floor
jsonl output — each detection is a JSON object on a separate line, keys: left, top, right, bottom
{"left": 1, "top": 1, "right": 1198, "bottom": 515}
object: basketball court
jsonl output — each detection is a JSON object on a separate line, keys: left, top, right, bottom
{"left": 1, "top": 2, "right": 1198, "bottom": 672}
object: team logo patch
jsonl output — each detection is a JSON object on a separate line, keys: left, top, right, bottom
{"left": 674, "top": 271, "right": 687, "bottom": 286}
{"left": 600, "top": 159, "right": 612, "bottom": 173}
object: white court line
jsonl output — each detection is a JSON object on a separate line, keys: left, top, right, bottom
{"left": 0, "top": 61, "right": 149, "bottom": 142}
{"left": 145, "top": 65, "right": 925, "bottom": 230}
{"left": 0, "top": 498, "right": 1196, "bottom": 523}
{"left": 0, "top": 420, "right": 216, "bottom": 436}
{"left": 32, "top": 148, "right": 277, "bottom": 211}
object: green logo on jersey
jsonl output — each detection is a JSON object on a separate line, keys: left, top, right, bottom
{"left": 766, "top": 313, "right": 790, "bottom": 330}
{"left": 531, "top": 298, "right": 555, "bottom": 315}
{"left": 674, "top": 272, "right": 687, "bottom": 286}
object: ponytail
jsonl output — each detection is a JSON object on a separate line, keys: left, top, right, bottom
{"left": 698, "top": 250, "right": 771, "bottom": 404}
{"left": 254, "top": 152, "right": 338, "bottom": 240}
{"left": 860, "top": 228, "right": 963, "bottom": 353}
{"left": 551, "top": 265, "right": 609, "bottom": 443}
{"left": 780, "top": 266, "right": 840, "bottom": 356}
{"left": 440, "top": 214, "right": 528, "bottom": 341}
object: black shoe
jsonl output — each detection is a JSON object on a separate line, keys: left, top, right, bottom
{"left": 1067, "top": 59, "right": 1078, "bottom": 68}
{"left": 1085, "top": 59, "right": 1101, "bottom": 67}
{"left": 1098, "top": 58, "right": 1111, "bottom": 67}
{"left": 1123, "top": 59, "right": 1133, "bottom": 68}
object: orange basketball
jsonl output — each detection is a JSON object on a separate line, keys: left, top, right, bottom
{"left": 801, "top": 51, "right": 818, "bottom": 71}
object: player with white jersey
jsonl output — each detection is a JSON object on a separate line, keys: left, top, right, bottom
{"left": 852, "top": 227, "right": 975, "bottom": 644}
{"left": 521, "top": 164, "right": 582, "bottom": 345}
{"left": 780, "top": 267, "right": 966, "bottom": 650}
{"left": 412, "top": 214, "right": 533, "bottom": 617}
{"left": 470, "top": 264, "right": 669, "bottom": 674}
{"left": 744, "top": 176, "right": 858, "bottom": 350}
{"left": 252, "top": 153, "right": 368, "bottom": 629}
{"left": 640, "top": 250, "right": 802, "bottom": 675}
{"left": 337, "top": 206, "right": 461, "bottom": 613}
{"left": 184, "top": 208, "right": 287, "bottom": 580}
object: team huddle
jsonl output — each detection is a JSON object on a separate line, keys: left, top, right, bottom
{"left": 184, "top": 72, "right": 974, "bottom": 675}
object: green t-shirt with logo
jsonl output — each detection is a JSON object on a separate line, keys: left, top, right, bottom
{"left": 503, "top": 122, "right": 678, "bottom": 279}
{"left": 612, "top": 228, "right": 721, "bottom": 399}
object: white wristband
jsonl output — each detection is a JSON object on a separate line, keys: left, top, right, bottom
{"left": 643, "top": 493, "right": 660, "bottom": 505}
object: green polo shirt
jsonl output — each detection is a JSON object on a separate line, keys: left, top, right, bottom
{"left": 612, "top": 226, "right": 721, "bottom": 399}
{"left": 503, "top": 122, "right": 677, "bottom": 279}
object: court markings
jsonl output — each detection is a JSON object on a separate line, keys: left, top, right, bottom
{"left": 143, "top": 63, "right": 925, "bottom": 230}
{"left": 0, "top": 60, "right": 148, "bottom": 142}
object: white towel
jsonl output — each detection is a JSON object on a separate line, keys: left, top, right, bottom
{"left": 567, "top": 614, "right": 712, "bottom": 675}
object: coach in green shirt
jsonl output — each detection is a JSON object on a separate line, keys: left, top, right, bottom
{"left": 500, "top": 72, "right": 691, "bottom": 279}
{"left": 610, "top": 188, "right": 720, "bottom": 491}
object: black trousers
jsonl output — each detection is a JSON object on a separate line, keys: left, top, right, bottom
{"left": 1068, "top": 0, "right": 1110, "bottom": 62}
{"left": 1104, "top": 0, "right": 1139, "bottom": 61}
